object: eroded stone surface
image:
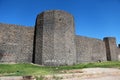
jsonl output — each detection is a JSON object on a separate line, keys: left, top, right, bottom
{"left": 34, "top": 10, "right": 76, "bottom": 66}
{"left": 0, "top": 23, "right": 34, "bottom": 63}
{"left": 0, "top": 10, "right": 120, "bottom": 66}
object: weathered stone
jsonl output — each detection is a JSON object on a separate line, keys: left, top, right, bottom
{"left": 34, "top": 10, "right": 76, "bottom": 66}
{"left": 76, "top": 35, "right": 107, "bottom": 63}
{"left": 103, "top": 37, "right": 118, "bottom": 61}
{"left": 0, "top": 23, "right": 34, "bottom": 63}
{"left": 0, "top": 10, "right": 119, "bottom": 66}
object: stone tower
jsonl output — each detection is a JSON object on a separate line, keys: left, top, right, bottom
{"left": 104, "top": 37, "right": 118, "bottom": 61}
{"left": 34, "top": 10, "right": 76, "bottom": 66}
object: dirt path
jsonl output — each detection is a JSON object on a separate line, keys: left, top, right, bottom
{"left": 0, "top": 68, "right": 120, "bottom": 80}
{"left": 44, "top": 68, "right": 120, "bottom": 80}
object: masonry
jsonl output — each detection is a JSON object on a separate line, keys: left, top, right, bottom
{"left": 0, "top": 10, "right": 119, "bottom": 66}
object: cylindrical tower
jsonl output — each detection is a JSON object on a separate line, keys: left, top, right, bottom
{"left": 103, "top": 37, "right": 118, "bottom": 61}
{"left": 34, "top": 10, "right": 76, "bottom": 66}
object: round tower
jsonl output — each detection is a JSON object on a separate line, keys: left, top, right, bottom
{"left": 103, "top": 37, "right": 118, "bottom": 61}
{"left": 34, "top": 10, "right": 76, "bottom": 66}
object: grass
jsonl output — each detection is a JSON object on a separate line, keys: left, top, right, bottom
{"left": 0, "top": 63, "right": 54, "bottom": 76}
{"left": 56, "top": 61, "right": 120, "bottom": 70}
{"left": 0, "top": 61, "right": 120, "bottom": 76}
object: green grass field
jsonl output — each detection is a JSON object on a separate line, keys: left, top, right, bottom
{"left": 0, "top": 61, "right": 120, "bottom": 76}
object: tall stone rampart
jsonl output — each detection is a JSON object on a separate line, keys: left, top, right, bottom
{"left": 34, "top": 10, "right": 76, "bottom": 66}
{"left": 0, "top": 23, "right": 34, "bottom": 63}
{"left": 117, "top": 44, "right": 120, "bottom": 61}
{"left": 0, "top": 10, "right": 119, "bottom": 66}
{"left": 76, "top": 35, "right": 107, "bottom": 63}
{"left": 117, "top": 48, "right": 120, "bottom": 61}
{"left": 103, "top": 37, "right": 118, "bottom": 61}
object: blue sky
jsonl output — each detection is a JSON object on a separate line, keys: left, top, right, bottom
{"left": 0, "top": 0, "right": 120, "bottom": 44}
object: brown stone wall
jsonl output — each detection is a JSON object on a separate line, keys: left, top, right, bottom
{"left": 0, "top": 23, "right": 34, "bottom": 63}
{"left": 103, "top": 37, "right": 118, "bottom": 61}
{"left": 34, "top": 10, "right": 76, "bottom": 66}
{"left": 117, "top": 48, "right": 120, "bottom": 61}
{"left": 76, "top": 35, "right": 107, "bottom": 63}
{"left": 0, "top": 10, "right": 119, "bottom": 66}
{"left": 54, "top": 10, "right": 76, "bottom": 66}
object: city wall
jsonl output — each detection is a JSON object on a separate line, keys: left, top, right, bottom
{"left": 117, "top": 44, "right": 120, "bottom": 61}
{"left": 34, "top": 10, "right": 76, "bottom": 66}
{"left": 0, "top": 23, "right": 34, "bottom": 63}
{"left": 0, "top": 10, "right": 119, "bottom": 66}
{"left": 76, "top": 35, "right": 107, "bottom": 63}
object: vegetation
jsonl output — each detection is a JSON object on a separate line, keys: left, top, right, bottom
{"left": 0, "top": 61, "right": 120, "bottom": 76}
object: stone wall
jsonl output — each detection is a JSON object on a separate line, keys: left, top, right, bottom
{"left": 54, "top": 10, "right": 76, "bottom": 66}
{"left": 0, "top": 10, "right": 119, "bottom": 66}
{"left": 76, "top": 35, "right": 107, "bottom": 63}
{"left": 117, "top": 48, "right": 120, "bottom": 61}
{"left": 103, "top": 37, "right": 118, "bottom": 61}
{"left": 0, "top": 23, "right": 34, "bottom": 63}
{"left": 34, "top": 10, "right": 76, "bottom": 66}
{"left": 117, "top": 44, "right": 120, "bottom": 61}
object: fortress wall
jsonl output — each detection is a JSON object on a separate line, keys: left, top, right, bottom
{"left": 117, "top": 44, "right": 120, "bottom": 61}
{"left": 54, "top": 10, "right": 76, "bottom": 66}
{"left": 103, "top": 37, "right": 118, "bottom": 61}
{"left": 34, "top": 10, "right": 76, "bottom": 66}
{"left": 0, "top": 10, "right": 119, "bottom": 66}
{"left": 34, "top": 11, "right": 55, "bottom": 65}
{"left": 0, "top": 23, "right": 34, "bottom": 63}
{"left": 117, "top": 48, "right": 120, "bottom": 61}
{"left": 76, "top": 35, "right": 107, "bottom": 63}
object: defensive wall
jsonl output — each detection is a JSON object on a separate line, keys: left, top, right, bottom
{"left": 0, "top": 10, "right": 119, "bottom": 66}
{"left": 76, "top": 35, "right": 107, "bottom": 63}
{"left": 34, "top": 10, "right": 76, "bottom": 66}
{"left": 0, "top": 23, "right": 34, "bottom": 63}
